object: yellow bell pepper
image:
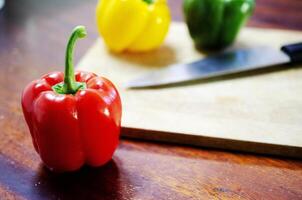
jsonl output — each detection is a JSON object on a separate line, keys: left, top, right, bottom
{"left": 96, "top": 0, "right": 171, "bottom": 52}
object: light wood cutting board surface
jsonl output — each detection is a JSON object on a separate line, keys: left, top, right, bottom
{"left": 77, "top": 22, "right": 302, "bottom": 158}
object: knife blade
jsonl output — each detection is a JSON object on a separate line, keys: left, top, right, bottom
{"left": 125, "top": 42, "right": 302, "bottom": 89}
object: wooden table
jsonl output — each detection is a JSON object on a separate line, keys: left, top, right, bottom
{"left": 0, "top": 0, "right": 301, "bottom": 199}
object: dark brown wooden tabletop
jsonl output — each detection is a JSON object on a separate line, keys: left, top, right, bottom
{"left": 0, "top": 0, "right": 302, "bottom": 199}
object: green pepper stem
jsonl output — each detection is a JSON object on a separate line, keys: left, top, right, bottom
{"left": 63, "top": 26, "right": 87, "bottom": 94}
{"left": 142, "top": 0, "right": 153, "bottom": 4}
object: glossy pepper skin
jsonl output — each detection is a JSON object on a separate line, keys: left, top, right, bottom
{"left": 183, "top": 0, "right": 255, "bottom": 50}
{"left": 21, "top": 26, "right": 122, "bottom": 172}
{"left": 96, "top": 0, "right": 171, "bottom": 52}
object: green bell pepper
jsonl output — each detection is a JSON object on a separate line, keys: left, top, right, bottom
{"left": 183, "top": 0, "right": 255, "bottom": 50}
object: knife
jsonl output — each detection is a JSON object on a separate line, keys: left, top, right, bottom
{"left": 125, "top": 42, "right": 302, "bottom": 89}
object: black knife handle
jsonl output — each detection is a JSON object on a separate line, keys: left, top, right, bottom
{"left": 281, "top": 42, "right": 302, "bottom": 63}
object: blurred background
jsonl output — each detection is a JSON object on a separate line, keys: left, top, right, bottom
{"left": 1, "top": 0, "right": 302, "bottom": 87}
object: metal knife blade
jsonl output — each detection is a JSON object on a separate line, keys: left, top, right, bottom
{"left": 125, "top": 47, "right": 291, "bottom": 89}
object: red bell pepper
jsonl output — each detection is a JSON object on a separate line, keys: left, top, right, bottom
{"left": 21, "top": 26, "right": 122, "bottom": 172}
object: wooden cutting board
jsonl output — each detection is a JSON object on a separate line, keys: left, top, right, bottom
{"left": 77, "top": 22, "right": 302, "bottom": 158}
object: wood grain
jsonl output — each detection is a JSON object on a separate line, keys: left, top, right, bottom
{"left": 0, "top": 0, "right": 302, "bottom": 199}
